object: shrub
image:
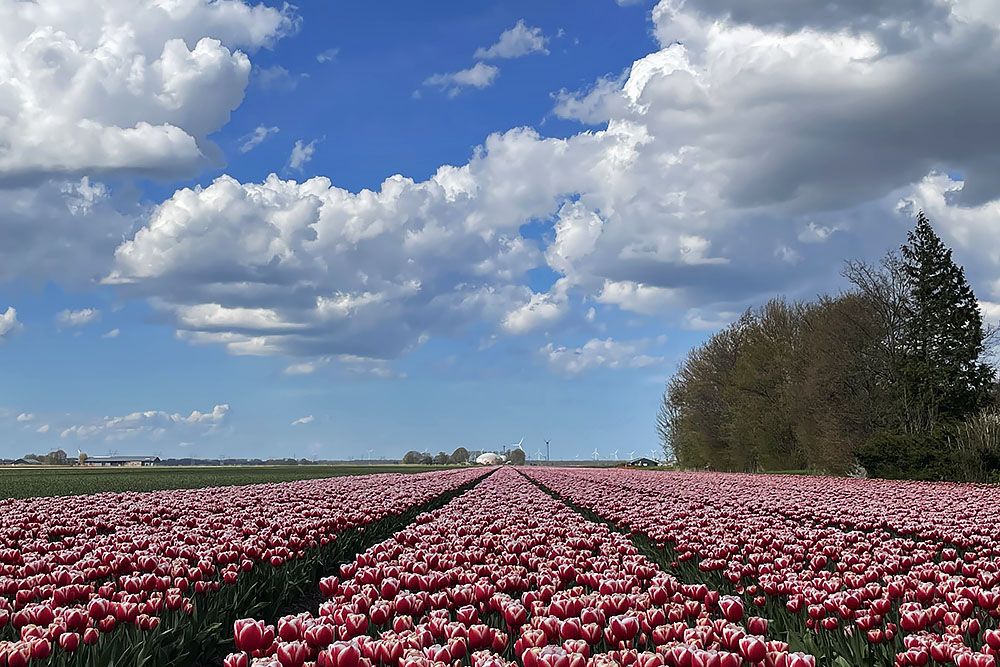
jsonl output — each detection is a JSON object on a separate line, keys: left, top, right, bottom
{"left": 951, "top": 407, "right": 1000, "bottom": 482}
{"left": 855, "top": 427, "right": 959, "bottom": 481}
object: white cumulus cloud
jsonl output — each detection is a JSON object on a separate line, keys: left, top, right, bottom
{"left": 61, "top": 404, "right": 229, "bottom": 441}
{"left": 56, "top": 308, "right": 100, "bottom": 328}
{"left": 0, "top": 0, "right": 295, "bottom": 287}
{"left": 105, "top": 134, "right": 567, "bottom": 360}
{"left": 0, "top": 308, "right": 22, "bottom": 340}
{"left": 596, "top": 281, "right": 677, "bottom": 315}
{"left": 291, "top": 415, "right": 315, "bottom": 426}
{"left": 424, "top": 62, "right": 499, "bottom": 96}
{"left": 288, "top": 140, "right": 317, "bottom": 171}
{"left": 284, "top": 360, "right": 323, "bottom": 376}
{"left": 542, "top": 338, "right": 664, "bottom": 375}
{"left": 0, "top": 0, "right": 295, "bottom": 185}
{"left": 240, "top": 125, "right": 280, "bottom": 153}
{"left": 101, "top": 0, "right": 1000, "bottom": 375}
{"left": 474, "top": 20, "right": 549, "bottom": 59}
{"left": 502, "top": 290, "right": 566, "bottom": 335}
{"left": 316, "top": 48, "right": 339, "bottom": 63}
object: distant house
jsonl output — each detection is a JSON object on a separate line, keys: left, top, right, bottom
{"left": 475, "top": 452, "right": 506, "bottom": 466}
{"left": 83, "top": 456, "right": 160, "bottom": 468}
{"left": 625, "top": 457, "right": 658, "bottom": 468}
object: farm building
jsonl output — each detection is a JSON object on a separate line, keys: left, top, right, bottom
{"left": 13, "top": 458, "right": 42, "bottom": 465}
{"left": 625, "top": 457, "right": 658, "bottom": 468}
{"left": 474, "top": 452, "right": 506, "bottom": 465}
{"left": 83, "top": 455, "right": 160, "bottom": 467}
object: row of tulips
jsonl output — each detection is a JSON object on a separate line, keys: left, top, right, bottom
{"left": 521, "top": 468, "right": 1000, "bottom": 667}
{"left": 0, "top": 468, "right": 487, "bottom": 666}
{"left": 228, "top": 467, "right": 819, "bottom": 667}
{"left": 533, "top": 469, "right": 994, "bottom": 551}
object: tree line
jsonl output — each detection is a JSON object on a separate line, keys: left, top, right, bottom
{"left": 12, "top": 449, "right": 71, "bottom": 465}
{"left": 401, "top": 447, "right": 526, "bottom": 465}
{"left": 402, "top": 448, "right": 471, "bottom": 465}
{"left": 658, "top": 213, "right": 1000, "bottom": 481}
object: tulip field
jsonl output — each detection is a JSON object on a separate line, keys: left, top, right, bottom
{"left": 0, "top": 468, "right": 484, "bottom": 666}
{"left": 0, "top": 466, "right": 997, "bottom": 667}
{"left": 524, "top": 468, "right": 1000, "bottom": 667}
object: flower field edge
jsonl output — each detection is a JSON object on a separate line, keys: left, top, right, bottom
{"left": 519, "top": 471, "right": 875, "bottom": 666}
{"left": 520, "top": 467, "right": 1000, "bottom": 667}
{"left": 2, "top": 469, "right": 491, "bottom": 667}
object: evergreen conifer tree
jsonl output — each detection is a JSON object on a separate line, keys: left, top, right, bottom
{"left": 899, "top": 212, "right": 995, "bottom": 430}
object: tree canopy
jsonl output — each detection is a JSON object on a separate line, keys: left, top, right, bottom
{"left": 659, "top": 213, "right": 999, "bottom": 481}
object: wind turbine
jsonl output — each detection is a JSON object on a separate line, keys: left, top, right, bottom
{"left": 611, "top": 449, "right": 620, "bottom": 461}
{"left": 591, "top": 448, "right": 600, "bottom": 461}
{"left": 544, "top": 440, "right": 550, "bottom": 462}
{"left": 626, "top": 450, "right": 636, "bottom": 461}
{"left": 533, "top": 449, "right": 544, "bottom": 460}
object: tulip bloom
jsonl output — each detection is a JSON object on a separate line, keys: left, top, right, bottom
{"left": 59, "top": 632, "right": 81, "bottom": 653}
{"left": 718, "top": 596, "right": 744, "bottom": 623}
{"left": 234, "top": 618, "right": 271, "bottom": 653}
{"left": 223, "top": 653, "right": 250, "bottom": 667}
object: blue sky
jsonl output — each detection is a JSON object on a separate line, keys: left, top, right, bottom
{"left": 0, "top": 0, "right": 672, "bottom": 461}
{"left": 2, "top": 0, "right": 1000, "bottom": 460}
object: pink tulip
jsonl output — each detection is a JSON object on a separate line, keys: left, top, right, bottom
{"left": 234, "top": 618, "right": 269, "bottom": 653}
{"left": 223, "top": 653, "right": 249, "bottom": 667}
{"left": 59, "top": 632, "right": 81, "bottom": 653}
{"left": 739, "top": 636, "right": 767, "bottom": 663}
{"left": 718, "top": 597, "right": 744, "bottom": 623}
{"left": 276, "top": 640, "right": 311, "bottom": 667}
